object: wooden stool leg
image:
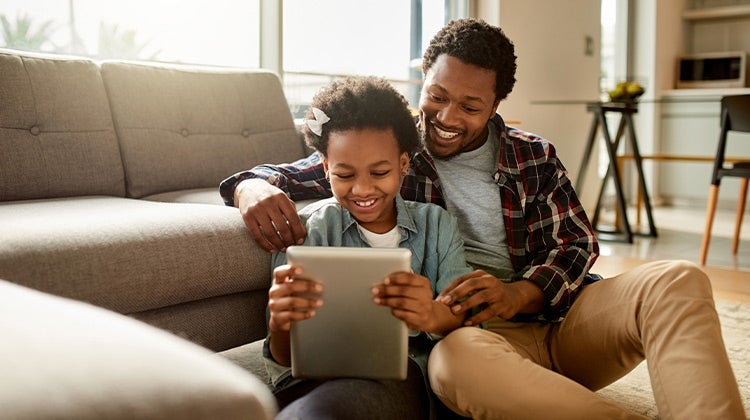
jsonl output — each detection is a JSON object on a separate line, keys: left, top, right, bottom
{"left": 614, "top": 158, "right": 624, "bottom": 231}
{"left": 700, "top": 185, "right": 720, "bottom": 265}
{"left": 732, "top": 178, "right": 748, "bottom": 254}
{"left": 636, "top": 185, "right": 643, "bottom": 229}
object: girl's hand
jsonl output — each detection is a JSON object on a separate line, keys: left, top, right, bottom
{"left": 372, "top": 271, "right": 458, "bottom": 334}
{"left": 268, "top": 264, "right": 323, "bottom": 333}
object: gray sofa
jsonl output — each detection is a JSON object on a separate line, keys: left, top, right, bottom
{"left": 0, "top": 48, "right": 307, "bottom": 418}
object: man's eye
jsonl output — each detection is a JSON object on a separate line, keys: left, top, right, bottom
{"left": 333, "top": 173, "right": 353, "bottom": 179}
{"left": 430, "top": 94, "right": 445, "bottom": 102}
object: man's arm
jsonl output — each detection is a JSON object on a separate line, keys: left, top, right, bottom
{"left": 219, "top": 153, "right": 333, "bottom": 252}
{"left": 439, "top": 138, "right": 598, "bottom": 324}
{"left": 219, "top": 153, "right": 332, "bottom": 206}
{"left": 513, "top": 142, "right": 599, "bottom": 321}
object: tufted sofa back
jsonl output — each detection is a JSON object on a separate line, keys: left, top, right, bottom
{"left": 0, "top": 49, "right": 305, "bottom": 201}
{"left": 101, "top": 61, "right": 304, "bottom": 198}
{"left": 0, "top": 49, "right": 126, "bottom": 201}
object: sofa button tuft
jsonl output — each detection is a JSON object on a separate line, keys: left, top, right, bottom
{"left": 29, "top": 126, "right": 41, "bottom": 136}
{"left": 181, "top": 128, "right": 189, "bottom": 137}
{"left": 242, "top": 129, "right": 250, "bottom": 137}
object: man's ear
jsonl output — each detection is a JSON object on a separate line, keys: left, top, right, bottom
{"left": 492, "top": 98, "right": 501, "bottom": 115}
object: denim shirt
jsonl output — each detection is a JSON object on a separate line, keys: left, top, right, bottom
{"left": 264, "top": 196, "right": 474, "bottom": 401}
{"left": 273, "top": 196, "right": 473, "bottom": 291}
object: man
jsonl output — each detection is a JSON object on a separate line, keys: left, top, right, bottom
{"left": 220, "top": 18, "right": 744, "bottom": 420}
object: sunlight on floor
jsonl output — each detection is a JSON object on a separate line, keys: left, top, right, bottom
{"left": 596, "top": 205, "right": 750, "bottom": 272}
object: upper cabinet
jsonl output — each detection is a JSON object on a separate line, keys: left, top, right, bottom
{"left": 681, "top": 0, "right": 750, "bottom": 56}
{"left": 682, "top": 3, "right": 750, "bottom": 20}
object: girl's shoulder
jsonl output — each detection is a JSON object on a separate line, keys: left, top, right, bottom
{"left": 298, "top": 197, "right": 342, "bottom": 219}
{"left": 399, "top": 199, "right": 456, "bottom": 228}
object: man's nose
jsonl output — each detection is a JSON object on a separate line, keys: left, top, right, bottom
{"left": 436, "top": 103, "right": 459, "bottom": 126}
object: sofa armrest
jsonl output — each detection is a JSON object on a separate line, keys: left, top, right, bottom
{"left": 0, "top": 279, "right": 277, "bottom": 420}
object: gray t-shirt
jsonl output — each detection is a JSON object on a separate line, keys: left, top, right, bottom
{"left": 431, "top": 124, "right": 515, "bottom": 280}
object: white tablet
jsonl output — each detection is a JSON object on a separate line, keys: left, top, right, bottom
{"left": 286, "top": 246, "right": 411, "bottom": 380}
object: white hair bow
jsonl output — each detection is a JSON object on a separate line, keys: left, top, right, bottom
{"left": 305, "top": 107, "right": 330, "bottom": 136}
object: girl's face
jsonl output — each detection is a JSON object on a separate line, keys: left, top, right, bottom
{"left": 322, "top": 128, "right": 409, "bottom": 234}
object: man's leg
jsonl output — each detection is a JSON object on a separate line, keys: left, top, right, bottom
{"left": 428, "top": 320, "right": 647, "bottom": 419}
{"left": 551, "top": 260, "right": 744, "bottom": 419}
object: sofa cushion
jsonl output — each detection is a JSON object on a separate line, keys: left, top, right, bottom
{"left": 0, "top": 279, "right": 277, "bottom": 420}
{"left": 101, "top": 61, "right": 306, "bottom": 198}
{"left": 143, "top": 187, "right": 226, "bottom": 205}
{"left": 219, "top": 339, "right": 271, "bottom": 387}
{"left": 0, "top": 196, "right": 270, "bottom": 315}
{"left": 0, "top": 49, "right": 125, "bottom": 201}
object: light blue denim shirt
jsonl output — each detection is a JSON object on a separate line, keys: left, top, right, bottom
{"left": 265, "top": 196, "right": 474, "bottom": 411}
{"left": 271, "top": 196, "right": 473, "bottom": 293}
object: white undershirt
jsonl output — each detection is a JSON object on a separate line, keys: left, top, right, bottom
{"left": 430, "top": 123, "right": 515, "bottom": 279}
{"left": 357, "top": 225, "right": 400, "bottom": 248}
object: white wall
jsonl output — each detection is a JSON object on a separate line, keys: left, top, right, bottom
{"left": 474, "top": 0, "right": 603, "bottom": 213}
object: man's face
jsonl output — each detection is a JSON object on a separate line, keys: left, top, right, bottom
{"left": 419, "top": 54, "right": 499, "bottom": 159}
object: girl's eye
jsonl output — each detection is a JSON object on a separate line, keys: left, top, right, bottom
{"left": 372, "top": 171, "right": 390, "bottom": 177}
{"left": 332, "top": 173, "right": 353, "bottom": 179}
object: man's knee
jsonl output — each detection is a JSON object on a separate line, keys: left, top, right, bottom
{"left": 646, "top": 260, "right": 713, "bottom": 300}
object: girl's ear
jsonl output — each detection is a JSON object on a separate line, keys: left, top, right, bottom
{"left": 322, "top": 157, "right": 330, "bottom": 179}
{"left": 399, "top": 152, "right": 410, "bottom": 175}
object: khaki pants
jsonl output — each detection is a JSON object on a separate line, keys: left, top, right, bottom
{"left": 428, "top": 260, "right": 745, "bottom": 420}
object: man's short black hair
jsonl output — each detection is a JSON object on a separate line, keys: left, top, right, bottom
{"left": 422, "top": 18, "right": 517, "bottom": 102}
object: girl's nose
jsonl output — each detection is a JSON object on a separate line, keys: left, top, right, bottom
{"left": 352, "top": 177, "right": 375, "bottom": 195}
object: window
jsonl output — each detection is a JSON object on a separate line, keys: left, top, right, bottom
{"left": 1, "top": 0, "right": 465, "bottom": 115}
{"left": 282, "top": 0, "right": 465, "bottom": 115}
{"left": 0, "top": 0, "right": 260, "bottom": 67}
{"left": 600, "top": 0, "right": 628, "bottom": 98}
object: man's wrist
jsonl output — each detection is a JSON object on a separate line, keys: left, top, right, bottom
{"left": 514, "top": 280, "right": 545, "bottom": 314}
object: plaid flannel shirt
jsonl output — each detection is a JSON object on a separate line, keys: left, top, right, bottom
{"left": 219, "top": 115, "right": 600, "bottom": 320}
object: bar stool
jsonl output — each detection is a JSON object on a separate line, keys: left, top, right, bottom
{"left": 576, "top": 101, "right": 657, "bottom": 243}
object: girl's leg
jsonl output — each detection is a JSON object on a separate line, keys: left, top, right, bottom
{"left": 276, "top": 358, "right": 429, "bottom": 420}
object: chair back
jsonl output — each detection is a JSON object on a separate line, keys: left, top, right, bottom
{"left": 722, "top": 94, "right": 750, "bottom": 133}
{"left": 711, "top": 94, "right": 750, "bottom": 186}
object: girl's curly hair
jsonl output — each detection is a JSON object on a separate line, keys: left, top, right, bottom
{"left": 303, "top": 76, "right": 420, "bottom": 156}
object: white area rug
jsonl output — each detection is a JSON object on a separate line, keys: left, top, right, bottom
{"left": 596, "top": 299, "right": 750, "bottom": 418}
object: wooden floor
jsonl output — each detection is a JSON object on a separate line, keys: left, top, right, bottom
{"left": 593, "top": 254, "right": 750, "bottom": 303}
{"left": 591, "top": 205, "right": 750, "bottom": 303}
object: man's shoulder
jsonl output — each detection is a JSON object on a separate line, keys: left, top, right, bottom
{"left": 502, "top": 125, "right": 558, "bottom": 163}
{"left": 505, "top": 126, "right": 550, "bottom": 148}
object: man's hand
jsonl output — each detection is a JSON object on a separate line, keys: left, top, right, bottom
{"left": 437, "top": 270, "right": 545, "bottom": 325}
{"left": 234, "top": 179, "right": 307, "bottom": 252}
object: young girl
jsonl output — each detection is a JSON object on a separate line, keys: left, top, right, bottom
{"left": 264, "top": 76, "right": 473, "bottom": 419}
